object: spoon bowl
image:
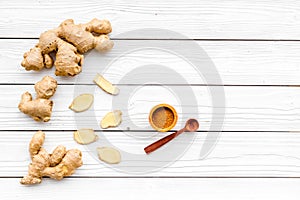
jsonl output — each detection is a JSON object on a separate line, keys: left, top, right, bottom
{"left": 185, "top": 118, "right": 199, "bottom": 132}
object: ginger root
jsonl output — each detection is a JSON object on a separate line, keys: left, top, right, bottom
{"left": 18, "top": 92, "right": 53, "bottom": 122}
{"left": 21, "top": 18, "right": 113, "bottom": 76}
{"left": 34, "top": 76, "right": 58, "bottom": 99}
{"left": 29, "top": 130, "right": 45, "bottom": 159}
{"left": 18, "top": 76, "right": 57, "bottom": 122}
{"left": 20, "top": 131, "right": 83, "bottom": 185}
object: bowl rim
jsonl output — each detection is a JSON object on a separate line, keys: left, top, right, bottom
{"left": 148, "top": 103, "right": 178, "bottom": 132}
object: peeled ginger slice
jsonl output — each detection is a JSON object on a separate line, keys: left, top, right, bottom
{"left": 100, "top": 110, "right": 122, "bottom": 129}
{"left": 69, "top": 94, "right": 94, "bottom": 112}
{"left": 93, "top": 73, "right": 119, "bottom": 95}
{"left": 74, "top": 129, "right": 98, "bottom": 145}
{"left": 97, "top": 147, "right": 121, "bottom": 164}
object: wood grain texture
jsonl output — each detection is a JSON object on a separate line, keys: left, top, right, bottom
{"left": 1, "top": 39, "right": 300, "bottom": 85}
{"left": 2, "top": 85, "right": 300, "bottom": 131}
{"left": 1, "top": 131, "right": 300, "bottom": 177}
{"left": 1, "top": 178, "right": 300, "bottom": 200}
{"left": 1, "top": 0, "right": 300, "bottom": 39}
{"left": 1, "top": 0, "right": 300, "bottom": 196}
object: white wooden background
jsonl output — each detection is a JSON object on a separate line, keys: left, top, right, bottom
{"left": 1, "top": 0, "right": 300, "bottom": 199}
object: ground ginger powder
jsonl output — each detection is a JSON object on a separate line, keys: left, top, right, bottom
{"left": 151, "top": 107, "right": 175, "bottom": 129}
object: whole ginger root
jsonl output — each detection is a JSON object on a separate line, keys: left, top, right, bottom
{"left": 18, "top": 76, "right": 57, "bottom": 122}
{"left": 34, "top": 76, "right": 58, "bottom": 99}
{"left": 20, "top": 131, "right": 83, "bottom": 185}
{"left": 21, "top": 18, "right": 113, "bottom": 76}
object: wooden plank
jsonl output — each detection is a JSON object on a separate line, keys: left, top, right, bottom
{"left": 1, "top": 131, "right": 300, "bottom": 177}
{"left": 1, "top": 0, "right": 300, "bottom": 39}
{"left": 1, "top": 178, "right": 300, "bottom": 200}
{"left": 1, "top": 39, "right": 300, "bottom": 85}
{"left": 2, "top": 85, "right": 300, "bottom": 131}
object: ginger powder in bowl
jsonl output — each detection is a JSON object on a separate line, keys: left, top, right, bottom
{"left": 149, "top": 104, "right": 178, "bottom": 132}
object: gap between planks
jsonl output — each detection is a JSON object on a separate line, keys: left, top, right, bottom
{"left": 3, "top": 176, "right": 300, "bottom": 179}
{"left": 3, "top": 37, "right": 300, "bottom": 42}
{"left": 0, "top": 130, "right": 297, "bottom": 132}
{"left": 1, "top": 83, "right": 300, "bottom": 87}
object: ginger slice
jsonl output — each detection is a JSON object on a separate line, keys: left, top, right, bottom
{"left": 97, "top": 147, "right": 121, "bottom": 164}
{"left": 100, "top": 110, "right": 122, "bottom": 129}
{"left": 93, "top": 73, "right": 119, "bottom": 95}
{"left": 69, "top": 94, "right": 94, "bottom": 112}
{"left": 74, "top": 129, "right": 98, "bottom": 145}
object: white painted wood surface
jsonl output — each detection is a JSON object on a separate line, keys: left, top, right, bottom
{"left": 1, "top": 0, "right": 300, "bottom": 199}
{"left": 1, "top": 85, "right": 300, "bottom": 131}
{"left": 2, "top": 39, "right": 300, "bottom": 85}
{"left": 1, "top": 0, "right": 300, "bottom": 39}
{"left": 2, "top": 178, "right": 300, "bottom": 200}
{"left": 1, "top": 131, "right": 300, "bottom": 177}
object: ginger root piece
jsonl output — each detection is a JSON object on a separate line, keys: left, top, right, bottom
{"left": 21, "top": 18, "right": 113, "bottom": 76}
{"left": 54, "top": 39, "right": 84, "bottom": 76}
{"left": 18, "top": 92, "right": 53, "bottom": 122}
{"left": 20, "top": 148, "right": 51, "bottom": 185}
{"left": 34, "top": 76, "right": 58, "bottom": 99}
{"left": 74, "top": 129, "right": 98, "bottom": 145}
{"left": 49, "top": 145, "right": 67, "bottom": 167}
{"left": 97, "top": 147, "right": 121, "bottom": 164}
{"left": 69, "top": 94, "right": 94, "bottom": 112}
{"left": 18, "top": 76, "right": 57, "bottom": 122}
{"left": 20, "top": 131, "right": 83, "bottom": 185}
{"left": 100, "top": 110, "right": 122, "bottom": 129}
{"left": 29, "top": 130, "right": 45, "bottom": 159}
{"left": 58, "top": 19, "right": 113, "bottom": 54}
{"left": 94, "top": 35, "right": 114, "bottom": 52}
{"left": 94, "top": 73, "right": 119, "bottom": 95}
{"left": 42, "top": 149, "right": 83, "bottom": 180}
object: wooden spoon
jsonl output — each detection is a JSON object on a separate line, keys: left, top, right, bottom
{"left": 144, "top": 118, "right": 199, "bottom": 154}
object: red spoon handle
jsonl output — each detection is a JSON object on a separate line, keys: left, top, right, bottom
{"left": 144, "top": 128, "right": 185, "bottom": 154}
